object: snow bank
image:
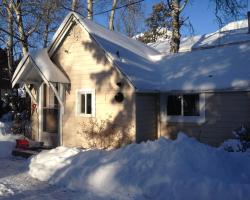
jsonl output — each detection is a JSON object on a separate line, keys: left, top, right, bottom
{"left": 0, "top": 183, "right": 14, "bottom": 197}
{"left": 29, "top": 134, "right": 250, "bottom": 200}
{"left": 0, "top": 131, "right": 19, "bottom": 158}
{"left": 0, "top": 112, "right": 18, "bottom": 158}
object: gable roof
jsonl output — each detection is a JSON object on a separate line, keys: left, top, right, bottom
{"left": 12, "top": 48, "right": 70, "bottom": 87}
{"left": 48, "top": 12, "right": 164, "bottom": 90}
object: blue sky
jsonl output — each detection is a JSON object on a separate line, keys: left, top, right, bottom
{"left": 95, "top": 0, "right": 249, "bottom": 36}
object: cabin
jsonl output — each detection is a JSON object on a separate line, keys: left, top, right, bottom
{"left": 12, "top": 12, "right": 250, "bottom": 148}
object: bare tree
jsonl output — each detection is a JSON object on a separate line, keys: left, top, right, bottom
{"left": 10, "top": 0, "right": 29, "bottom": 54}
{"left": 109, "top": 0, "right": 119, "bottom": 30}
{"left": 87, "top": 0, "right": 93, "bottom": 20}
{"left": 72, "top": 0, "right": 78, "bottom": 11}
{"left": 38, "top": 0, "right": 64, "bottom": 48}
{"left": 212, "top": 0, "right": 246, "bottom": 26}
{"left": 116, "top": 0, "right": 144, "bottom": 37}
{"left": 168, "top": 0, "right": 189, "bottom": 53}
{"left": 3, "top": 1, "right": 14, "bottom": 77}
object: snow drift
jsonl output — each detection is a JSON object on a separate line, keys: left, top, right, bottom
{"left": 29, "top": 134, "right": 250, "bottom": 200}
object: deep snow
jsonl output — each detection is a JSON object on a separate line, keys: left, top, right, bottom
{"left": 29, "top": 134, "right": 250, "bottom": 200}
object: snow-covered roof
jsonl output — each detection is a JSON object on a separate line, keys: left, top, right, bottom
{"left": 13, "top": 13, "right": 250, "bottom": 92}
{"left": 70, "top": 14, "right": 250, "bottom": 92}
{"left": 12, "top": 49, "right": 70, "bottom": 87}
{"left": 150, "top": 19, "right": 250, "bottom": 54}
{"left": 219, "top": 19, "right": 248, "bottom": 32}
{"left": 153, "top": 43, "right": 250, "bottom": 92}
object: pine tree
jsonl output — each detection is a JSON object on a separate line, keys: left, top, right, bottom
{"left": 138, "top": 2, "right": 171, "bottom": 43}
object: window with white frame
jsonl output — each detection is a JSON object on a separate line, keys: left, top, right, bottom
{"left": 165, "top": 93, "right": 205, "bottom": 123}
{"left": 76, "top": 89, "right": 95, "bottom": 117}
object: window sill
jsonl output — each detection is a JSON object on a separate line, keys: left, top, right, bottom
{"left": 76, "top": 114, "right": 95, "bottom": 118}
{"left": 162, "top": 115, "right": 205, "bottom": 124}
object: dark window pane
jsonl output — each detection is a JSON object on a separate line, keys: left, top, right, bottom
{"left": 54, "top": 84, "right": 59, "bottom": 108}
{"left": 87, "top": 93, "right": 92, "bottom": 114}
{"left": 183, "top": 94, "right": 200, "bottom": 116}
{"left": 167, "top": 95, "right": 182, "bottom": 116}
{"left": 81, "top": 94, "right": 85, "bottom": 114}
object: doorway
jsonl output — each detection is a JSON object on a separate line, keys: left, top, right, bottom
{"left": 41, "top": 83, "right": 59, "bottom": 147}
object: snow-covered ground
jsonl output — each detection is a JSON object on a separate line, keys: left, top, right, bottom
{"left": 29, "top": 134, "right": 250, "bottom": 200}
{"left": 0, "top": 157, "right": 82, "bottom": 199}
{"left": 0, "top": 119, "right": 82, "bottom": 199}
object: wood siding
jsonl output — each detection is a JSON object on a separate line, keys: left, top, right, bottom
{"left": 136, "top": 93, "right": 158, "bottom": 142}
{"left": 160, "top": 92, "right": 250, "bottom": 146}
{"left": 51, "top": 23, "right": 136, "bottom": 148}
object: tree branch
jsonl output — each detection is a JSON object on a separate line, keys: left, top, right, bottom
{"left": 179, "top": 0, "right": 189, "bottom": 12}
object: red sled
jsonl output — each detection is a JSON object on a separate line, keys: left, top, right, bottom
{"left": 16, "top": 139, "right": 29, "bottom": 149}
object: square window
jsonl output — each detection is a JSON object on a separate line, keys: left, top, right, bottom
{"left": 76, "top": 89, "right": 95, "bottom": 117}
{"left": 167, "top": 94, "right": 200, "bottom": 117}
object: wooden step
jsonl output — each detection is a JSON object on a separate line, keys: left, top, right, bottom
{"left": 12, "top": 148, "right": 40, "bottom": 158}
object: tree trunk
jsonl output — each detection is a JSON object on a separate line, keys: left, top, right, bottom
{"left": 11, "top": 0, "right": 28, "bottom": 55}
{"left": 6, "top": 2, "right": 14, "bottom": 78}
{"left": 72, "top": 0, "right": 78, "bottom": 11}
{"left": 170, "top": 0, "right": 181, "bottom": 53}
{"left": 87, "top": 0, "right": 93, "bottom": 20}
{"left": 43, "top": 5, "right": 50, "bottom": 48}
{"left": 109, "top": 0, "right": 118, "bottom": 30}
{"left": 43, "top": 23, "right": 49, "bottom": 48}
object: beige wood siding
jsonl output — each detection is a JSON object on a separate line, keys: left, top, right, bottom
{"left": 136, "top": 93, "right": 158, "bottom": 142}
{"left": 51, "top": 23, "right": 136, "bottom": 148}
{"left": 161, "top": 92, "right": 250, "bottom": 146}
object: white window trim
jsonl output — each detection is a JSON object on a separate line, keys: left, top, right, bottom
{"left": 76, "top": 89, "right": 95, "bottom": 117}
{"left": 160, "top": 93, "right": 205, "bottom": 124}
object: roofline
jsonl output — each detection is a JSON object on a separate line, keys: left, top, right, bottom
{"left": 47, "top": 12, "right": 136, "bottom": 90}
{"left": 190, "top": 39, "right": 250, "bottom": 52}
{"left": 48, "top": 13, "right": 76, "bottom": 56}
{"left": 12, "top": 55, "right": 50, "bottom": 88}
{"left": 12, "top": 54, "right": 30, "bottom": 87}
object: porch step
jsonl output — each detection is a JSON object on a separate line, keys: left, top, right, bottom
{"left": 12, "top": 147, "right": 53, "bottom": 158}
{"left": 12, "top": 148, "right": 39, "bottom": 158}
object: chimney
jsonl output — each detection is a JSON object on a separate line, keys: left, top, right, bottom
{"left": 248, "top": 11, "right": 250, "bottom": 33}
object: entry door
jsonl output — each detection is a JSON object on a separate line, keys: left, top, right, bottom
{"left": 42, "top": 83, "right": 59, "bottom": 147}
